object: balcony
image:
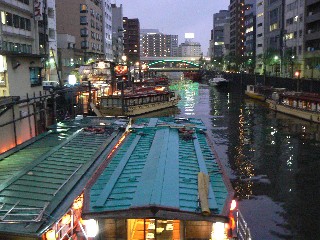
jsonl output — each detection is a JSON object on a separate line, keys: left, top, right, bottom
{"left": 306, "top": 0, "right": 320, "bottom": 6}
{"left": 306, "top": 11, "right": 320, "bottom": 24}
{"left": 305, "top": 30, "right": 320, "bottom": 41}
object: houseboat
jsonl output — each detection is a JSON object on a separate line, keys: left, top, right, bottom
{"left": 267, "top": 91, "right": 320, "bottom": 123}
{"left": 82, "top": 117, "right": 240, "bottom": 240}
{"left": 98, "top": 87, "right": 180, "bottom": 116}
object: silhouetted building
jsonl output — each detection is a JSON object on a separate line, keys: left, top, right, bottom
{"left": 229, "top": 0, "right": 246, "bottom": 57}
{"left": 123, "top": 17, "right": 140, "bottom": 64}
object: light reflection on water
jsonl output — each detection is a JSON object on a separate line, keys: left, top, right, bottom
{"left": 172, "top": 82, "right": 320, "bottom": 240}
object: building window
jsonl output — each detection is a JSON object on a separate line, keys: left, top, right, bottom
{"left": 48, "top": 8, "right": 55, "bottom": 18}
{"left": 81, "top": 41, "right": 89, "bottom": 49}
{"left": 80, "top": 4, "right": 88, "bottom": 13}
{"left": 5, "top": 12, "right": 13, "bottom": 26}
{"left": 29, "top": 67, "right": 42, "bottom": 86}
{"left": 80, "top": 28, "right": 88, "bottom": 37}
{"left": 80, "top": 16, "right": 87, "bottom": 25}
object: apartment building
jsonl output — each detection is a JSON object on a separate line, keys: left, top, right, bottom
{"left": 244, "top": 0, "right": 256, "bottom": 73}
{"left": 140, "top": 29, "right": 178, "bottom": 57}
{"left": 56, "top": 0, "right": 105, "bottom": 64}
{"left": 0, "top": 0, "right": 53, "bottom": 152}
{"left": 255, "top": 0, "right": 266, "bottom": 74}
{"left": 229, "top": 0, "right": 246, "bottom": 57}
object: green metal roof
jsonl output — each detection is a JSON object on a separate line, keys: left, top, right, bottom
{"left": 85, "top": 117, "right": 233, "bottom": 221}
{"left": 0, "top": 117, "right": 128, "bottom": 237}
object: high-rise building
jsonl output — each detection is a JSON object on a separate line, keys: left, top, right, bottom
{"left": 140, "top": 29, "right": 178, "bottom": 57}
{"left": 255, "top": 0, "right": 266, "bottom": 74}
{"left": 123, "top": 17, "right": 140, "bottom": 64}
{"left": 56, "top": 0, "right": 106, "bottom": 63}
{"left": 211, "top": 10, "right": 230, "bottom": 59}
{"left": 103, "top": 0, "right": 113, "bottom": 61}
{"left": 265, "top": 0, "right": 285, "bottom": 76}
{"left": 111, "top": 4, "right": 124, "bottom": 63}
{"left": 229, "top": 0, "right": 246, "bottom": 57}
{"left": 244, "top": 0, "right": 256, "bottom": 73}
{"left": 304, "top": 0, "right": 320, "bottom": 78}
{"left": 284, "top": 0, "right": 305, "bottom": 78}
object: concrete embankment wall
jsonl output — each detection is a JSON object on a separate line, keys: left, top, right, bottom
{"left": 225, "top": 73, "right": 320, "bottom": 94}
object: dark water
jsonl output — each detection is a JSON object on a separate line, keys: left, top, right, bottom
{"left": 147, "top": 82, "right": 320, "bottom": 240}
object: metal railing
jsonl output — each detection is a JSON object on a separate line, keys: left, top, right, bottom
{"left": 237, "top": 209, "right": 252, "bottom": 240}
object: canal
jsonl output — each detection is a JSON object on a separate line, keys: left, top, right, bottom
{"left": 144, "top": 80, "right": 320, "bottom": 240}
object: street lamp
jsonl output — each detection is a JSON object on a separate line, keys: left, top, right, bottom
{"left": 274, "top": 56, "right": 281, "bottom": 76}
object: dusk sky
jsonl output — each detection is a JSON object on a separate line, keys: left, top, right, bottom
{"left": 113, "top": 0, "right": 230, "bottom": 56}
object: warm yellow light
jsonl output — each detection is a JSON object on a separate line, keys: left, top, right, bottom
{"left": 61, "top": 214, "right": 71, "bottom": 225}
{"left": 73, "top": 194, "right": 83, "bottom": 210}
{"left": 45, "top": 229, "right": 56, "bottom": 240}
{"left": 230, "top": 199, "right": 237, "bottom": 211}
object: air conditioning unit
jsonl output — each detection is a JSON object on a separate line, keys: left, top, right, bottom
{"left": 43, "top": 81, "right": 59, "bottom": 90}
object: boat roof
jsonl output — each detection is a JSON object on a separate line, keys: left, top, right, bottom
{"left": 83, "top": 117, "right": 234, "bottom": 222}
{"left": 281, "top": 91, "right": 320, "bottom": 103}
{"left": 0, "top": 117, "right": 128, "bottom": 237}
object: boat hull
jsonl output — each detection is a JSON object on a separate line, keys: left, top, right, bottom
{"left": 267, "top": 99, "right": 320, "bottom": 123}
{"left": 245, "top": 91, "right": 266, "bottom": 101}
{"left": 100, "top": 99, "right": 179, "bottom": 116}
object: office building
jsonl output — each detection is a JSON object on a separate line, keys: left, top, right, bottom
{"left": 211, "top": 10, "right": 230, "bottom": 59}
{"left": 304, "top": 0, "right": 320, "bottom": 78}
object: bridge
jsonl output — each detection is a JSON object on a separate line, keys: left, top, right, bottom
{"left": 140, "top": 56, "right": 201, "bottom": 72}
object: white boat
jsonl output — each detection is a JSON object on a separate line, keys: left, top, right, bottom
{"left": 208, "top": 75, "right": 229, "bottom": 87}
{"left": 267, "top": 91, "right": 320, "bottom": 123}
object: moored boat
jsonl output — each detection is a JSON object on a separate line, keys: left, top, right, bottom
{"left": 209, "top": 75, "right": 229, "bottom": 87}
{"left": 245, "top": 85, "right": 267, "bottom": 101}
{"left": 267, "top": 91, "right": 320, "bottom": 123}
{"left": 98, "top": 87, "right": 180, "bottom": 116}
{"left": 245, "top": 85, "right": 286, "bottom": 102}
{"left": 82, "top": 117, "right": 241, "bottom": 239}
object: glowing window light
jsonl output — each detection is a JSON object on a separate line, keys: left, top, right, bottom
{"left": 85, "top": 219, "right": 99, "bottom": 237}
{"left": 45, "top": 229, "right": 56, "bottom": 240}
{"left": 211, "top": 222, "right": 227, "bottom": 240}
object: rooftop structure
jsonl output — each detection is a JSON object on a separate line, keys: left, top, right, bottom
{"left": 0, "top": 117, "right": 128, "bottom": 239}
{"left": 83, "top": 117, "right": 234, "bottom": 239}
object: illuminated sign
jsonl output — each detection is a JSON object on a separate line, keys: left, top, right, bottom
{"left": 185, "top": 33, "right": 194, "bottom": 39}
{"left": 114, "top": 65, "right": 128, "bottom": 76}
{"left": 34, "top": 0, "right": 43, "bottom": 21}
